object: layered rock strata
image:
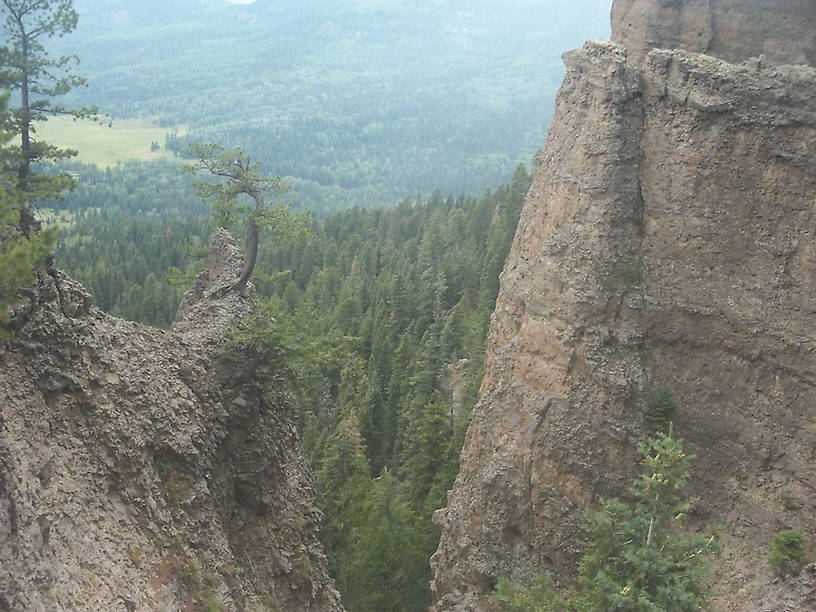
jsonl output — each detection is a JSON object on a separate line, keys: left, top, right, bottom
{"left": 432, "top": 2, "right": 816, "bottom": 609}
{"left": 0, "top": 230, "right": 342, "bottom": 611}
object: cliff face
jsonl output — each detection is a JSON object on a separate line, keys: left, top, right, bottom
{"left": 432, "top": 1, "right": 816, "bottom": 609}
{"left": 612, "top": 0, "right": 816, "bottom": 66}
{"left": 0, "top": 230, "right": 342, "bottom": 611}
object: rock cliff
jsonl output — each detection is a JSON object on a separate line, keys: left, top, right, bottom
{"left": 431, "top": 1, "right": 816, "bottom": 609}
{"left": 612, "top": 0, "right": 816, "bottom": 66}
{"left": 0, "top": 230, "right": 342, "bottom": 611}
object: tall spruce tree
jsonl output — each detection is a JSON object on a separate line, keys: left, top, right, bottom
{"left": 0, "top": 0, "right": 99, "bottom": 235}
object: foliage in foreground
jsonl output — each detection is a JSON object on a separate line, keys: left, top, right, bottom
{"left": 494, "top": 432, "right": 720, "bottom": 612}
{"left": 0, "top": 189, "right": 55, "bottom": 329}
{"left": 493, "top": 574, "right": 568, "bottom": 611}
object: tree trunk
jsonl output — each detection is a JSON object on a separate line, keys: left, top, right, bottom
{"left": 230, "top": 189, "right": 263, "bottom": 293}
{"left": 16, "top": 26, "right": 36, "bottom": 237}
{"left": 646, "top": 491, "right": 659, "bottom": 548}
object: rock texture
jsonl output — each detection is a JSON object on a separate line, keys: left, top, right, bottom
{"left": 0, "top": 229, "right": 342, "bottom": 611}
{"left": 431, "top": 1, "right": 816, "bottom": 610}
{"left": 612, "top": 0, "right": 816, "bottom": 66}
{"left": 758, "top": 563, "right": 816, "bottom": 612}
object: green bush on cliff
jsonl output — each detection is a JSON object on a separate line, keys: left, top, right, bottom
{"left": 0, "top": 198, "right": 54, "bottom": 330}
{"left": 769, "top": 530, "right": 807, "bottom": 577}
{"left": 494, "top": 432, "right": 720, "bottom": 611}
{"left": 1, "top": 94, "right": 56, "bottom": 333}
{"left": 646, "top": 387, "right": 677, "bottom": 431}
{"left": 493, "top": 574, "right": 567, "bottom": 611}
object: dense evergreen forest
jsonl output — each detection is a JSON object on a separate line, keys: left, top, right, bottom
{"left": 56, "top": 165, "right": 531, "bottom": 609}
{"left": 49, "top": 160, "right": 207, "bottom": 324}
{"left": 50, "top": 0, "right": 609, "bottom": 213}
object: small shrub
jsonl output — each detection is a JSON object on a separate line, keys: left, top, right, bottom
{"left": 769, "top": 530, "right": 807, "bottom": 577}
{"left": 647, "top": 387, "right": 677, "bottom": 431}
{"left": 205, "top": 594, "right": 224, "bottom": 612}
{"left": 782, "top": 496, "right": 800, "bottom": 512}
{"left": 492, "top": 574, "right": 567, "bottom": 611}
{"left": 156, "top": 461, "right": 172, "bottom": 478}
{"left": 126, "top": 547, "right": 143, "bottom": 565}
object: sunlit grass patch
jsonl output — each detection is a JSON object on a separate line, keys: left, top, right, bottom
{"left": 35, "top": 116, "right": 186, "bottom": 167}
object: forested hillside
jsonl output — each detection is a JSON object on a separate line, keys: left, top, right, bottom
{"left": 52, "top": 160, "right": 208, "bottom": 324}
{"left": 50, "top": 0, "right": 610, "bottom": 213}
{"left": 38, "top": 4, "right": 592, "bottom": 597}
{"left": 57, "top": 165, "right": 531, "bottom": 609}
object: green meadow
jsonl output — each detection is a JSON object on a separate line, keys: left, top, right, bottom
{"left": 35, "top": 117, "right": 185, "bottom": 167}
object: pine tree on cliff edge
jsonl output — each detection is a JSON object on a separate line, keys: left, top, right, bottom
{"left": 183, "top": 142, "right": 303, "bottom": 295}
{"left": 495, "top": 430, "right": 721, "bottom": 611}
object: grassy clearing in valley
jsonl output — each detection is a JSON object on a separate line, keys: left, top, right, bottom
{"left": 35, "top": 116, "right": 185, "bottom": 167}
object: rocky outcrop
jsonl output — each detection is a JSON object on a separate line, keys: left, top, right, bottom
{"left": 0, "top": 229, "right": 342, "bottom": 611}
{"left": 612, "top": 0, "right": 816, "bottom": 66}
{"left": 431, "top": 2, "right": 816, "bottom": 609}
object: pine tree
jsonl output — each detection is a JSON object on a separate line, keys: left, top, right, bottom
{"left": 313, "top": 418, "right": 374, "bottom": 600}
{"left": 0, "top": 93, "right": 54, "bottom": 332}
{"left": 0, "top": 0, "right": 100, "bottom": 234}
{"left": 495, "top": 432, "right": 720, "bottom": 612}
{"left": 575, "top": 432, "right": 719, "bottom": 611}
{"left": 183, "top": 142, "right": 297, "bottom": 293}
{"left": 346, "top": 469, "right": 428, "bottom": 611}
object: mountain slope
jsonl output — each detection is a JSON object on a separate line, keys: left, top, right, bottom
{"left": 51, "top": 0, "right": 611, "bottom": 212}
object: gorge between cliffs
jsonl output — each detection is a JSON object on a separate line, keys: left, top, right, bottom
{"left": 1, "top": 0, "right": 815, "bottom": 611}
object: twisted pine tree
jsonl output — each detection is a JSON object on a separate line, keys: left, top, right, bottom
{"left": 183, "top": 142, "right": 301, "bottom": 294}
